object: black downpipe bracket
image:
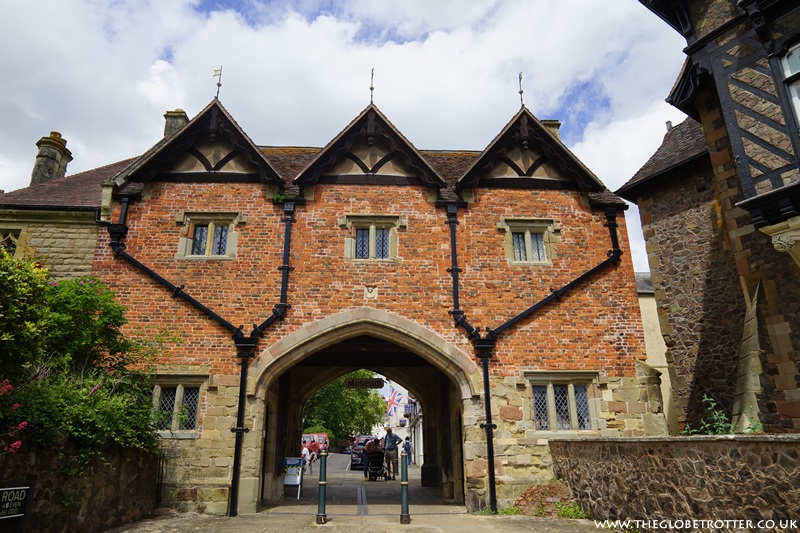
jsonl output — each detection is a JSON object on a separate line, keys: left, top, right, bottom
{"left": 441, "top": 202, "right": 624, "bottom": 514}
{"left": 97, "top": 195, "right": 301, "bottom": 518}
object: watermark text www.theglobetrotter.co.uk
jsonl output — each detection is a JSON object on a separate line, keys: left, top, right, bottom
{"left": 594, "top": 519, "right": 798, "bottom": 530}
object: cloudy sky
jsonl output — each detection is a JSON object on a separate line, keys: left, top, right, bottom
{"left": 0, "top": 0, "right": 687, "bottom": 272}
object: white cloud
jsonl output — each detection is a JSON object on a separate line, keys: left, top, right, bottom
{"left": 0, "top": 0, "right": 689, "bottom": 272}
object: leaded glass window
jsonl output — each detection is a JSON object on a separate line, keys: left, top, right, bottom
{"left": 356, "top": 228, "right": 370, "bottom": 259}
{"left": 554, "top": 385, "right": 571, "bottom": 430}
{"left": 180, "top": 387, "right": 200, "bottom": 430}
{"left": 0, "top": 230, "right": 20, "bottom": 255}
{"left": 531, "top": 233, "right": 546, "bottom": 262}
{"left": 177, "top": 212, "right": 241, "bottom": 260}
{"left": 499, "top": 218, "right": 559, "bottom": 265}
{"left": 512, "top": 232, "right": 527, "bottom": 261}
{"left": 192, "top": 225, "right": 208, "bottom": 255}
{"left": 527, "top": 376, "right": 596, "bottom": 432}
{"left": 154, "top": 382, "right": 203, "bottom": 435}
{"left": 192, "top": 223, "right": 229, "bottom": 256}
{"left": 212, "top": 226, "right": 228, "bottom": 256}
{"left": 157, "top": 387, "right": 177, "bottom": 430}
{"left": 533, "top": 386, "right": 549, "bottom": 430}
{"left": 574, "top": 385, "right": 591, "bottom": 430}
{"left": 375, "top": 228, "right": 390, "bottom": 259}
{"left": 341, "top": 215, "right": 404, "bottom": 261}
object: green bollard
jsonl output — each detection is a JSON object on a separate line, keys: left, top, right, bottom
{"left": 316, "top": 450, "right": 328, "bottom": 524}
{"left": 400, "top": 449, "right": 410, "bottom": 524}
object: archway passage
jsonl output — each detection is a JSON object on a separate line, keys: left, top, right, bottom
{"left": 254, "top": 324, "right": 474, "bottom": 512}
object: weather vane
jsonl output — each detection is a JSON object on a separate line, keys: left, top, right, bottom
{"left": 519, "top": 72, "right": 525, "bottom": 108}
{"left": 213, "top": 66, "right": 223, "bottom": 99}
{"left": 370, "top": 68, "right": 375, "bottom": 104}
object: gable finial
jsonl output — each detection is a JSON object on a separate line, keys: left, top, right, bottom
{"left": 370, "top": 68, "right": 375, "bottom": 104}
{"left": 213, "top": 66, "right": 223, "bottom": 99}
{"left": 518, "top": 72, "right": 525, "bottom": 108}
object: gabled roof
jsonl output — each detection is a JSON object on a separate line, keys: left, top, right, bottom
{"left": 616, "top": 117, "right": 708, "bottom": 201}
{"left": 0, "top": 159, "right": 135, "bottom": 210}
{"left": 456, "top": 106, "right": 607, "bottom": 194}
{"left": 113, "top": 99, "right": 282, "bottom": 187}
{"left": 294, "top": 103, "right": 447, "bottom": 189}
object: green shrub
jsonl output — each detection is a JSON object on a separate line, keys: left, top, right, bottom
{"left": 0, "top": 250, "right": 164, "bottom": 470}
{"left": 555, "top": 501, "right": 587, "bottom": 519}
{"left": 684, "top": 394, "right": 734, "bottom": 435}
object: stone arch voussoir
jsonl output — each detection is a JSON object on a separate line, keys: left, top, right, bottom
{"left": 251, "top": 308, "right": 479, "bottom": 399}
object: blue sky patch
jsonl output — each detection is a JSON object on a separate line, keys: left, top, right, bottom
{"left": 554, "top": 78, "right": 610, "bottom": 145}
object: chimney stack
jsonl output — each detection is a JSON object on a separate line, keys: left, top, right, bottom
{"left": 30, "top": 131, "right": 73, "bottom": 186}
{"left": 541, "top": 119, "right": 562, "bottom": 139}
{"left": 164, "top": 108, "right": 189, "bottom": 137}
{"left": 666, "top": 120, "right": 673, "bottom": 132}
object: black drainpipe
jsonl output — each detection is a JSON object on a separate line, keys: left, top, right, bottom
{"left": 442, "top": 201, "right": 498, "bottom": 512}
{"left": 230, "top": 199, "right": 298, "bottom": 517}
{"left": 440, "top": 200, "right": 623, "bottom": 514}
{"left": 97, "top": 195, "right": 301, "bottom": 517}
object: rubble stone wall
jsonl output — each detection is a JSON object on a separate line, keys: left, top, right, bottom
{"left": 0, "top": 446, "right": 158, "bottom": 532}
{"left": 550, "top": 436, "right": 800, "bottom": 524}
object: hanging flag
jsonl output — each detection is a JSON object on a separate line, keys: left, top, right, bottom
{"left": 386, "top": 387, "right": 403, "bottom": 415}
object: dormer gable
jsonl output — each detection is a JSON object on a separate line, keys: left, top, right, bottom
{"left": 457, "top": 107, "right": 606, "bottom": 193}
{"left": 294, "top": 104, "right": 446, "bottom": 189}
{"left": 112, "top": 99, "right": 282, "bottom": 187}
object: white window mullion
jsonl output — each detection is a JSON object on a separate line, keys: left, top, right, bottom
{"left": 369, "top": 224, "right": 377, "bottom": 259}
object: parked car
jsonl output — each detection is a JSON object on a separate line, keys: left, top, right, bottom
{"left": 302, "top": 433, "right": 329, "bottom": 456}
{"left": 350, "top": 435, "right": 376, "bottom": 470}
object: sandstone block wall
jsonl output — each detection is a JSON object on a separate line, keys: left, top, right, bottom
{"left": 550, "top": 436, "right": 800, "bottom": 525}
{"left": 8, "top": 220, "right": 99, "bottom": 279}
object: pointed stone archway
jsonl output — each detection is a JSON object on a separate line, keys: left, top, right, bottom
{"left": 240, "top": 308, "right": 481, "bottom": 512}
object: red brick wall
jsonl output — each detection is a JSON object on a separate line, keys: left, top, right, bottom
{"left": 93, "top": 180, "right": 645, "bottom": 380}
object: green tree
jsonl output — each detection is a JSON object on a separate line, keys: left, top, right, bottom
{"left": 0, "top": 248, "right": 161, "bottom": 467}
{"left": 303, "top": 370, "right": 386, "bottom": 445}
{"left": 0, "top": 250, "right": 50, "bottom": 383}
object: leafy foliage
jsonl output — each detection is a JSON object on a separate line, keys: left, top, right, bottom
{"left": 683, "top": 394, "right": 734, "bottom": 435}
{"left": 303, "top": 370, "right": 387, "bottom": 445}
{"left": 555, "top": 501, "right": 587, "bottom": 519}
{"left": 0, "top": 249, "right": 162, "bottom": 469}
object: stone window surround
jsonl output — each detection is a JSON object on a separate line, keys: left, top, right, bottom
{"left": 524, "top": 371, "right": 600, "bottom": 435}
{"left": 497, "top": 217, "right": 560, "bottom": 265}
{"left": 175, "top": 211, "right": 245, "bottom": 260}
{"left": 338, "top": 214, "right": 406, "bottom": 263}
{"left": 152, "top": 375, "right": 207, "bottom": 440}
{"left": 0, "top": 225, "right": 24, "bottom": 257}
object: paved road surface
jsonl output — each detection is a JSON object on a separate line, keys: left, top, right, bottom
{"left": 106, "top": 452, "right": 600, "bottom": 532}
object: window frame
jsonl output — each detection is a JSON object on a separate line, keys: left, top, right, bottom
{"left": 175, "top": 211, "right": 245, "bottom": 260}
{"left": 525, "top": 371, "right": 599, "bottom": 435}
{"left": 0, "top": 228, "right": 22, "bottom": 257}
{"left": 152, "top": 376, "right": 207, "bottom": 439}
{"left": 782, "top": 42, "right": 800, "bottom": 123}
{"left": 498, "top": 217, "right": 560, "bottom": 265}
{"left": 339, "top": 214, "right": 406, "bottom": 263}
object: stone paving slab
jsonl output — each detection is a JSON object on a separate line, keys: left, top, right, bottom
{"left": 105, "top": 454, "right": 599, "bottom": 532}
